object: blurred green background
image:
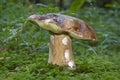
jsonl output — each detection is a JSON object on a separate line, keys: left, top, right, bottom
{"left": 0, "top": 0, "right": 120, "bottom": 80}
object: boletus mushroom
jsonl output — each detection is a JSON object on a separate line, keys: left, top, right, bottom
{"left": 28, "top": 13, "right": 98, "bottom": 70}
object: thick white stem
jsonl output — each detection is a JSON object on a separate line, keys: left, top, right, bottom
{"left": 48, "top": 34, "right": 76, "bottom": 70}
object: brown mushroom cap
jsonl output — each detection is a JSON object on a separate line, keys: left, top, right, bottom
{"left": 28, "top": 13, "right": 98, "bottom": 41}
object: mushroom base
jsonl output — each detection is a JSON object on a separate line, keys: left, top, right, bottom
{"left": 48, "top": 34, "right": 76, "bottom": 70}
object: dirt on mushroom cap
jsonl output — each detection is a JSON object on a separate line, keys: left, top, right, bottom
{"left": 28, "top": 13, "right": 98, "bottom": 41}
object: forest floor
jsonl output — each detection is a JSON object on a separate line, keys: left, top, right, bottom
{"left": 0, "top": 1, "right": 120, "bottom": 80}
